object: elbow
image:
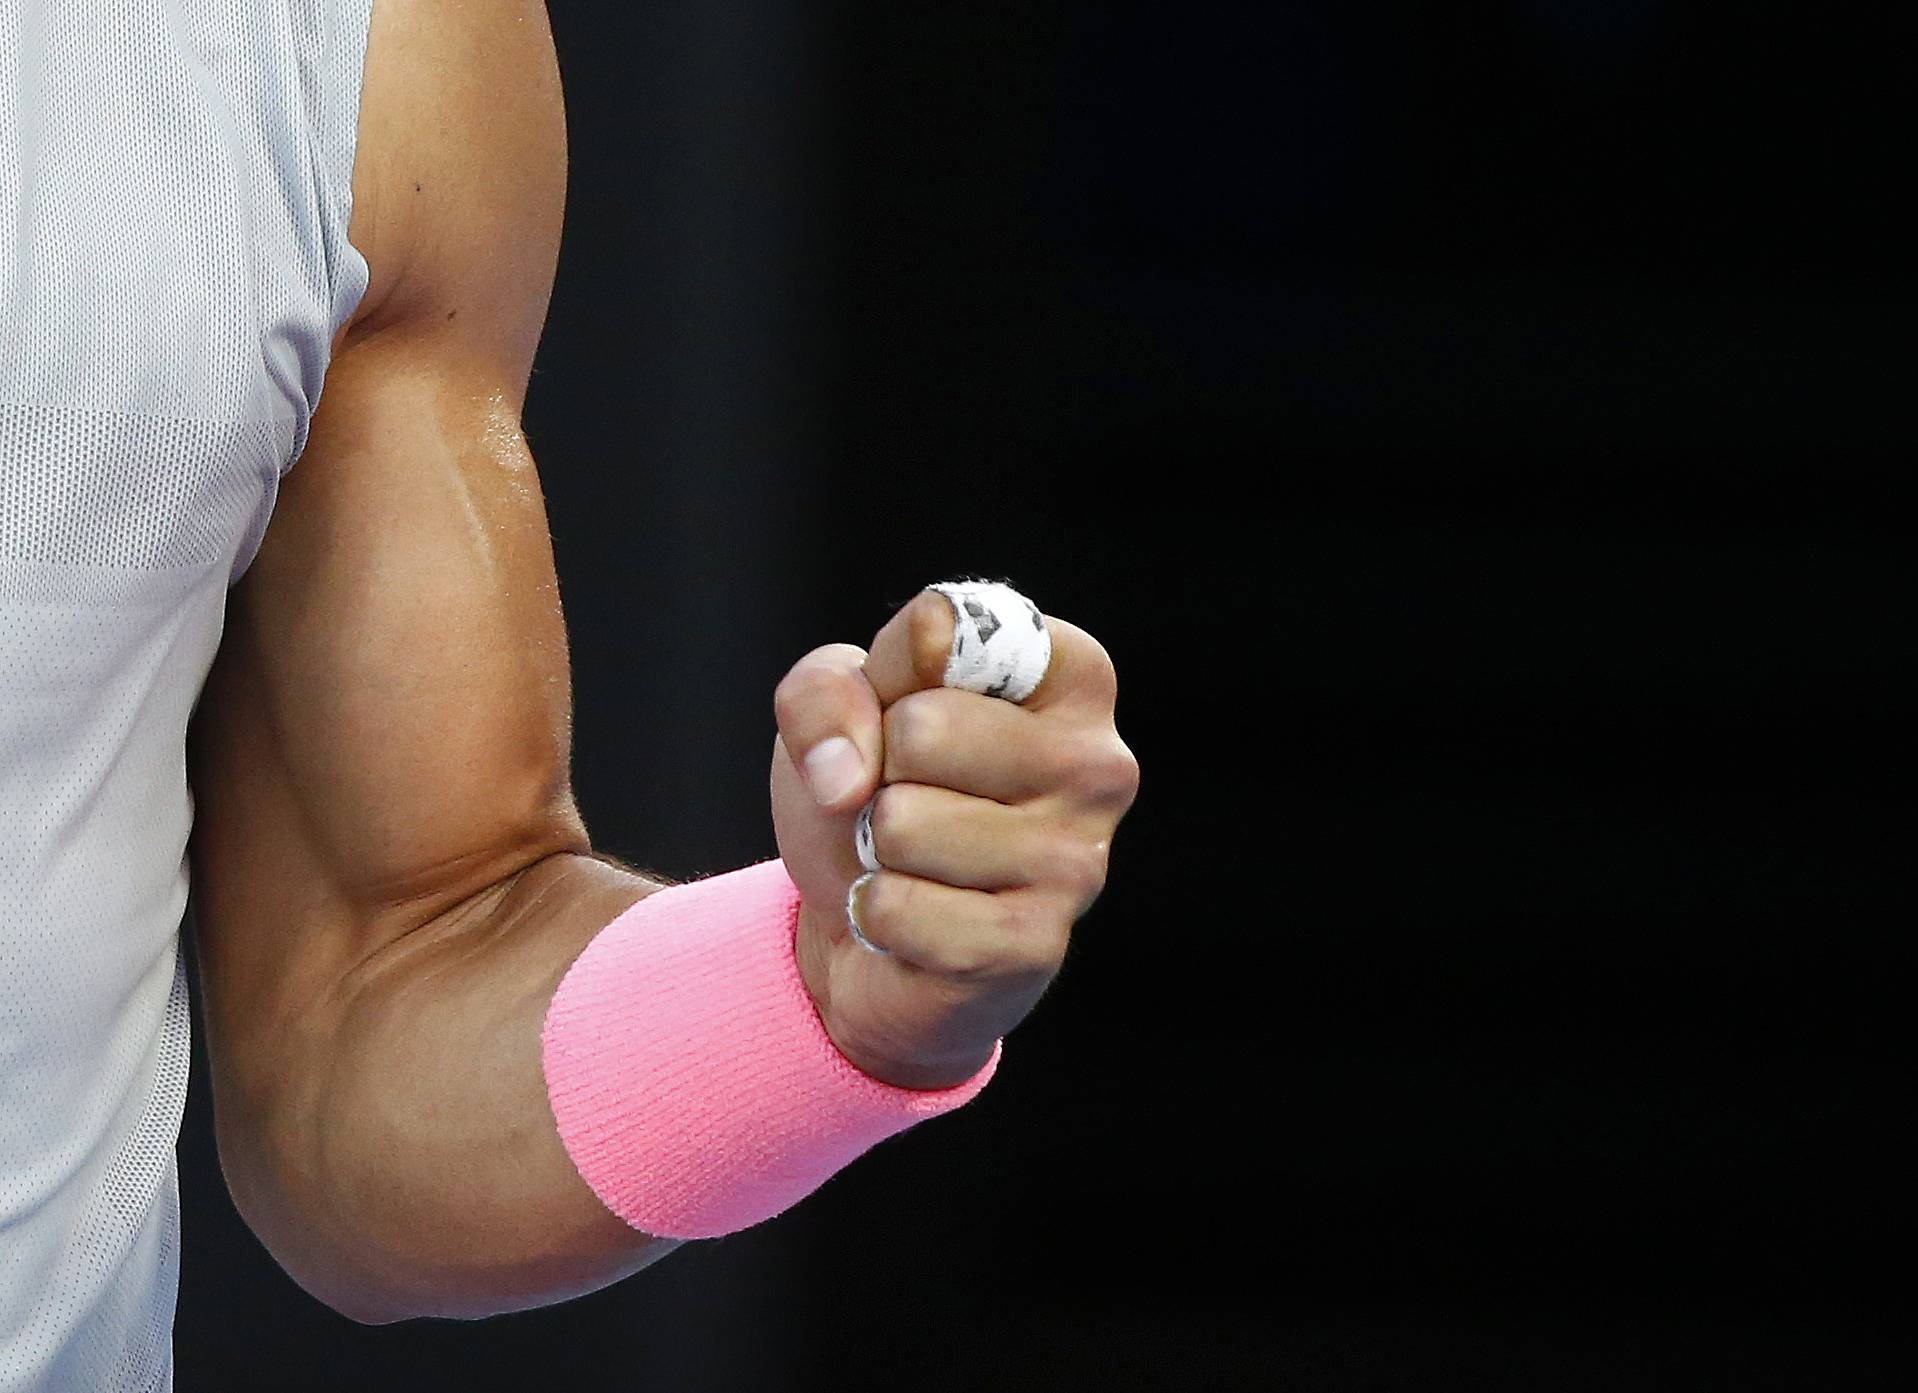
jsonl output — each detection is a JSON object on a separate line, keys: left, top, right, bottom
{"left": 212, "top": 1103, "right": 427, "bottom": 1325}
{"left": 224, "top": 1163, "right": 431, "bottom": 1324}
{"left": 215, "top": 1117, "right": 662, "bottom": 1324}
{"left": 225, "top": 1213, "right": 418, "bottom": 1326}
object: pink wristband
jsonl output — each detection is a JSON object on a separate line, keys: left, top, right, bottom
{"left": 539, "top": 858, "right": 1001, "bottom": 1239}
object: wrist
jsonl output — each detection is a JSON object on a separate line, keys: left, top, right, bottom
{"left": 543, "top": 859, "right": 998, "bottom": 1239}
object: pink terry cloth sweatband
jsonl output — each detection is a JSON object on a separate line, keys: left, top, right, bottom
{"left": 539, "top": 857, "right": 1001, "bottom": 1240}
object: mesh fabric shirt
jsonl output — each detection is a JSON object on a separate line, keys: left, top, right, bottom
{"left": 0, "top": 2, "right": 371, "bottom": 1386}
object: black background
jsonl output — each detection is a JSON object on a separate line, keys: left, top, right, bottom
{"left": 177, "top": 3, "right": 1909, "bottom": 1389}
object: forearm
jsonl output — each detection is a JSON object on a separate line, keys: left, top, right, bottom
{"left": 221, "top": 852, "right": 683, "bottom": 1324}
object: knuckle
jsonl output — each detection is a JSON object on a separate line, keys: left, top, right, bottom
{"left": 859, "top": 870, "right": 907, "bottom": 938}
{"left": 936, "top": 899, "right": 1020, "bottom": 978}
{"left": 1109, "top": 739, "right": 1143, "bottom": 804}
{"left": 915, "top": 945, "right": 988, "bottom": 988}
{"left": 883, "top": 691, "right": 948, "bottom": 772}
{"left": 1003, "top": 901, "right": 1072, "bottom": 976}
{"left": 1040, "top": 835, "right": 1109, "bottom": 904}
{"left": 866, "top": 784, "right": 915, "bottom": 862}
{"left": 938, "top": 939, "right": 996, "bottom": 981}
{"left": 1067, "top": 732, "right": 1142, "bottom": 807}
{"left": 1078, "top": 628, "right": 1119, "bottom": 697}
{"left": 921, "top": 893, "right": 1004, "bottom": 981}
{"left": 771, "top": 673, "right": 807, "bottom": 726}
{"left": 773, "top": 649, "right": 853, "bottom": 726}
{"left": 992, "top": 893, "right": 1029, "bottom": 941}
{"left": 1051, "top": 620, "right": 1119, "bottom": 704}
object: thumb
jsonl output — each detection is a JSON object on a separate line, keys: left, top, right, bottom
{"left": 772, "top": 642, "right": 883, "bottom": 812}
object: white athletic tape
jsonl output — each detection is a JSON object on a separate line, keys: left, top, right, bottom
{"left": 845, "top": 872, "right": 884, "bottom": 955}
{"left": 927, "top": 579, "right": 1052, "bottom": 703}
{"left": 847, "top": 579, "right": 1050, "bottom": 956}
{"left": 854, "top": 799, "right": 880, "bottom": 873}
{"left": 848, "top": 798, "right": 881, "bottom": 953}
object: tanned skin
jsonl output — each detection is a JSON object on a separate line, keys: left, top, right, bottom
{"left": 185, "top": 0, "right": 1137, "bottom": 1325}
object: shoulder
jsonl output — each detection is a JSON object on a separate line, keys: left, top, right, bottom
{"left": 334, "top": 0, "right": 567, "bottom": 368}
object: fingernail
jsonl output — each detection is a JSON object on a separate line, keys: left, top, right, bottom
{"left": 804, "top": 736, "right": 864, "bottom": 806}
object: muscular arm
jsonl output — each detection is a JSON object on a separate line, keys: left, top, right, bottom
{"left": 185, "top": 0, "right": 684, "bottom": 1322}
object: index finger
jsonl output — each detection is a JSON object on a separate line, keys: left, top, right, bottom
{"left": 861, "top": 580, "right": 1116, "bottom": 715}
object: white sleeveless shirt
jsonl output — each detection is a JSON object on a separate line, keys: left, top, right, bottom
{"left": 0, "top": 3, "right": 373, "bottom": 1387}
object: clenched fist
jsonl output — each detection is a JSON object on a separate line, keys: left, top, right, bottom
{"left": 771, "top": 583, "right": 1140, "bottom": 1090}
